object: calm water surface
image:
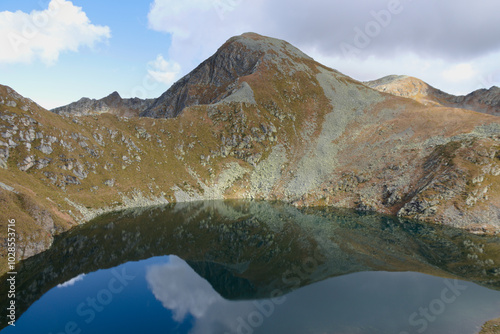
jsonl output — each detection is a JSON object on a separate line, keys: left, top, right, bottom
{"left": 1, "top": 200, "right": 499, "bottom": 334}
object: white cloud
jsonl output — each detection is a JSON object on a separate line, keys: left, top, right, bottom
{"left": 148, "top": 0, "right": 217, "bottom": 38}
{"left": 147, "top": 54, "right": 181, "bottom": 86}
{"left": 0, "top": 0, "right": 111, "bottom": 65}
{"left": 442, "top": 63, "right": 477, "bottom": 83}
{"left": 57, "top": 273, "right": 85, "bottom": 288}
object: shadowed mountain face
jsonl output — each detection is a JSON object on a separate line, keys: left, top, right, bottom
{"left": 1, "top": 200, "right": 499, "bottom": 329}
{"left": 365, "top": 75, "right": 500, "bottom": 116}
{"left": 51, "top": 91, "right": 155, "bottom": 117}
{"left": 1, "top": 33, "right": 500, "bottom": 269}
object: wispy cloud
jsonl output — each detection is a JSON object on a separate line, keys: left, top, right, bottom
{"left": 0, "top": 0, "right": 110, "bottom": 65}
{"left": 442, "top": 63, "right": 477, "bottom": 83}
{"left": 147, "top": 54, "right": 181, "bottom": 86}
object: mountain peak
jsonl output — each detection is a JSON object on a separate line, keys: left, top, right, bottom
{"left": 222, "top": 32, "right": 313, "bottom": 62}
{"left": 365, "top": 75, "right": 409, "bottom": 86}
{"left": 102, "top": 91, "right": 122, "bottom": 105}
{"left": 107, "top": 91, "right": 121, "bottom": 99}
{"left": 365, "top": 75, "right": 432, "bottom": 99}
{"left": 141, "top": 33, "right": 314, "bottom": 118}
{"left": 366, "top": 75, "right": 500, "bottom": 115}
{"left": 235, "top": 32, "right": 266, "bottom": 41}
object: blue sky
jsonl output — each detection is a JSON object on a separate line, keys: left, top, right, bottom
{"left": 1, "top": 0, "right": 500, "bottom": 109}
{"left": 0, "top": 0, "right": 174, "bottom": 108}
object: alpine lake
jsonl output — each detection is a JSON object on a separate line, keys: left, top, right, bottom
{"left": 1, "top": 200, "right": 500, "bottom": 334}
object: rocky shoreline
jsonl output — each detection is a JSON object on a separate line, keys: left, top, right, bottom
{"left": 479, "top": 317, "right": 500, "bottom": 333}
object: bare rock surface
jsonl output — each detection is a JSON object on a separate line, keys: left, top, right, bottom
{"left": 52, "top": 91, "right": 155, "bottom": 117}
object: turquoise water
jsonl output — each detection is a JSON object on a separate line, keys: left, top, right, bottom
{"left": 1, "top": 200, "right": 500, "bottom": 333}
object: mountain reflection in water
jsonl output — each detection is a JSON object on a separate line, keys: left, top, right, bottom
{"left": 1, "top": 200, "right": 500, "bottom": 333}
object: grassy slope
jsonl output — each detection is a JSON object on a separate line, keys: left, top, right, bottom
{"left": 479, "top": 317, "right": 500, "bottom": 334}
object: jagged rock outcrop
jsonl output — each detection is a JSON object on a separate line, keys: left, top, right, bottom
{"left": 1, "top": 33, "right": 500, "bottom": 270}
{"left": 52, "top": 91, "right": 154, "bottom": 117}
{"left": 366, "top": 75, "right": 500, "bottom": 116}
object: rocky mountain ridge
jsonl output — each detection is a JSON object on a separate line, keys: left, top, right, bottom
{"left": 51, "top": 91, "right": 155, "bottom": 117}
{"left": 366, "top": 75, "right": 500, "bottom": 116}
{"left": 53, "top": 54, "right": 500, "bottom": 120}
{"left": 0, "top": 33, "right": 499, "bottom": 272}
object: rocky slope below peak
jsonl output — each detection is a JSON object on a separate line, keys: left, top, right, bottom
{"left": 52, "top": 91, "right": 154, "bottom": 117}
{"left": 366, "top": 75, "right": 500, "bottom": 116}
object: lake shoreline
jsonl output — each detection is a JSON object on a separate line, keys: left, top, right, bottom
{"left": 479, "top": 316, "right": 500, "bottom": 334}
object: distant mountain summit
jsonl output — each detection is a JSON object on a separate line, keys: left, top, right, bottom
{"left": 52, "top": 91, "right": 154, "bottom": 117}
{"left": 365, "top": 75, "right": 500, "bottom": 116}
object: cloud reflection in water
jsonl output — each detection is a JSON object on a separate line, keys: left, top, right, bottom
{"left": 146, "top": 256, "right": 257, "bottom": 333}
